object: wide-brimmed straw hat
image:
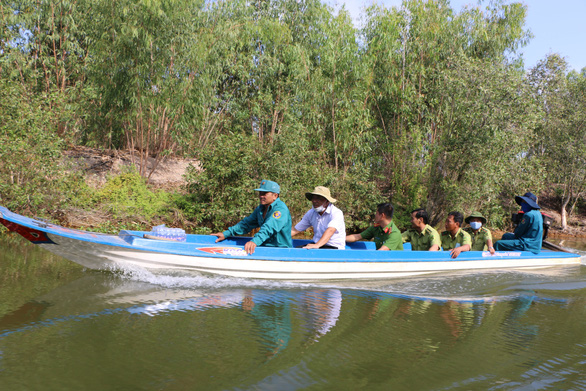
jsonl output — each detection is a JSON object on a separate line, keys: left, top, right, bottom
{"left": 255, "top": 179, "right": 280, "bottom": 194}
{"left": 465, "top": 211, "right": 487, "bottom": 225}
{"left": 515, "top": 192, "right": 540, "bottom": 209}
{"left": 305, "top": 186, "right": 336, "bottom": 203}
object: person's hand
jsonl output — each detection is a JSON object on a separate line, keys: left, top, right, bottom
{"left": 244, "top": 241, "right": 257, "bottom": 254}
{"left": 211, "top": 232, "right": 225, "bottom": 242}
{"left": 488, "top": 246, "right": 495, "bottom": 255}
{"left": 303, "top": 243, "right": 320, "bottom": 249}
{"left": 450, "top": 247, "right": 463, "bottom": 259}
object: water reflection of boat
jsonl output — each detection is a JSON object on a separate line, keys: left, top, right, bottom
{"left": 0, "top": 275, "right": 344, "bottom": 348}
{"left": 2, "top": 206, "right": 583, "bottom": 280}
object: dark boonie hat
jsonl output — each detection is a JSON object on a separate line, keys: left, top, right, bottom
{"left": 465, "top": 211, "right": 487, "bottom": 225}
{"left": 515, "top": 192, "right": 540, "bottom": 209}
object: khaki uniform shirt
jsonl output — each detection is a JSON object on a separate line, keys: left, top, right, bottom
{"left": 463, "top": 227, "right": 493, "bottom": 251}
{"left": 440, "top": 228, "right": 472, "bottom": 251}
{"left": 402, "top": 225, "right": 441, "bottom": 251}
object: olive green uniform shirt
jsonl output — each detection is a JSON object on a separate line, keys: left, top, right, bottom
{"left": 360, "top": 221, "right": 404, "bottom": 250}
{"left": 440, "top": 228, "right": 472, "bottom": 251}
{"left": 401, "top": 225, "right": 441, "bottom": 251}
{"left": 463, "top": 227, "right": 493, "bottom": 251}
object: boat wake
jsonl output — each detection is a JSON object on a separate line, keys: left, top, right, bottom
{"left": 108, "top": 259, "right": 586, "bottom": 305}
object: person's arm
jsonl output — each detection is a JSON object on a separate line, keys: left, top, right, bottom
{"left": 292, "top": 210, "right": 312, "bottom": 238}
{"left": 212, "top": 210, "right": 259, "bottom": 242}
{"left": 486, "top": 238, "right": 495, "bottom": 254}
{"left": 250, "top": 206, "right": 290, "bottom": 248}
{"left": 449, "top": 244, "right": 470, "bottom": 258}
{"left": 304, "top": 227, "right": 337, "bottom": 249}
{"left": 346, "top": 233, "right": 363, "bottom": 243}
{"left": 244, "top": 241, "right": 257, "bottom": 255}
{"left": 210, "top": 232, "right": 226, "bottom": 242}
{"left": 224, "top": 209, "right": 260, "bottom": 238}
{"left": 429, "top": 229, "right": 441, "bottom": 251}
{"left": 379, "top": 226, "right": 403, "bottom": 251}
{"left": 513, "top": 213, "right": 532, "bottom": 238}
{"left": 450, "top": 230, "right": 472, "bottom": 258}
{"left": 291, "top": 227, "right": 302, "bottom": 237}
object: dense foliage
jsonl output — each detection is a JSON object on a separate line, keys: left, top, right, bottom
{"left": 1, "top": 0, "right": 584, "bottom": 232}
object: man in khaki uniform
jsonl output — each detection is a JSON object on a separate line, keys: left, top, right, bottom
{"left": 463, "top": 211, "right": 495, "bottom": 254}
{"left": 441, "top": 211, "right": 472, "bottom": 258}
{"left": 401, "top": 208, "right": 441, "bottom": 251}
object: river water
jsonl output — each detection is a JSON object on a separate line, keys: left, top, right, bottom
{"left": 1, "top": 233, "right": 586, "bottom": 390}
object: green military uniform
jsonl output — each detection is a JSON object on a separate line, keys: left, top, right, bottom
{"left": 360, "top": 220, "right": 404, "bottom": 250}
{"left": 402, "top": 225, "right": 441, "bottom": 251}
{"left": 440, "top": 228, "right": 472, "bottom": 251}
{"left": 463, "top": 227, "right": 493, "bottom": 251}
{"left": 223, "top": 198, "right": 292, "bottom": 248}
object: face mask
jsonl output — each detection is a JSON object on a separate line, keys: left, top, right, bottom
{"left": 314, "top": 205, "right": 326, "bottom": 213}
{"left": 521, "top": 202, "right": 532, "bottom": 213}
{"left": 470, "top": 221, "right": 482, "bottom": 230}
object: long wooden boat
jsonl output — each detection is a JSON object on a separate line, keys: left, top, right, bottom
{"left": 0, "top": 206, "right": 582, "bottom": 280}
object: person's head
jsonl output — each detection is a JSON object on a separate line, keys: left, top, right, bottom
{"left": 465, "top": 211, "right": 487, "bottom": 231}
{"left": 515, "top": 192, "right": 540, "bottom": 212}
{"left": 445, "top": 211, "right": 463, "bottom": 233}
{"left": 374, "top": 203, "right": 394, "bottom": 226}
{"left": 305, "top": 186, "right": 336, "bottom": 213}
{"left": 255, "top": 180, "right": 280, "bottom": 206}
{"left": 410, "top": 208, "right": 429, "bottom": 229}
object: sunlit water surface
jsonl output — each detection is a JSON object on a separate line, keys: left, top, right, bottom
{"left": 1, "top": 234, "right": 586, "bottom": 390}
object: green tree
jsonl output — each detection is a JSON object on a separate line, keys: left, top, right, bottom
{"left": 528, "top": 55, "right": 586, "bottom": 229}
{"left": 362, "top": 0, "right": 533, "bottom": 224}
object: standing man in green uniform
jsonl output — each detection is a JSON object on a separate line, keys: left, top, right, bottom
{"left": 463, "top": 211, "right": 495, "bottom": 254}
{"left": 440, "top": 211, "right": 472, "bottom": 258}
{"left": 401, "top": 209, "right": 441, "bottom": 251}
{"left": 345, "top": 203, "right": 403, "bottom": 250}
{"left": 211, "top": 179, "right": 292, "bottom": 254}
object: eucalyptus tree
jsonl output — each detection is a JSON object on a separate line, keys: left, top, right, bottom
{"left": 427, "top": 57, "right": 541, "bottom": 226}
{"left": 527, "top": 55, "right": 586, "bottom": 229}
{"left": 296, "top": 3, "right": 374, "bottom": 172}
{"left": 0, "top": 0, "right": 91, "bottom": 212}
{"left": 361, "top": 0, "right": 533, "bottom": 224}
{"left": 0, "top": 0, "right": 90, "bottom": 137}
{"left": 83, "top": 0, "right": 221, "bottom": 179}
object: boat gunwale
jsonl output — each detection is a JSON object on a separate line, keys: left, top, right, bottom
{"left": 1, "top": 206, "right": 581, "bottom": 266}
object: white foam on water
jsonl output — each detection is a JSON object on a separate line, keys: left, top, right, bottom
{"left": 107, "top": 261, "right": 314, "bottom": 291}
{"left": 100, "top": 258, "right": 586, "bottom": 305}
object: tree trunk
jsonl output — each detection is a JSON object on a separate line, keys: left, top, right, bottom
{"left": 560, "top": 194, "right": 570, "bottom": 230}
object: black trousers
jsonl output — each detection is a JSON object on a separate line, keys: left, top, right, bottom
{"left": 295, "top": 243, "right": 337, "bottom": 249}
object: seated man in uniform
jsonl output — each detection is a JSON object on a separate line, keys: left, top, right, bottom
{"left": 291, "top": 186, "right": 346, "bottom": 249}
{"left": 401, "top": 208, "right": 441, "bottom": 251}
{"left": 464, "top": 211, "right": 495, "bottom": 254}
{"left": 345, "top": 203, "right": 403, "bottom": 250}
{"left": 211, "top": 179, "right": 292, "bottom": 254}
{"left": 494, "top": 192, "right": 543, "bottom": 254}
{"left": 440, "top": 211, "right": 472, "bottom": 258}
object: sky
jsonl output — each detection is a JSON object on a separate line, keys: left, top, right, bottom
{"left": 332, "top": 0, "right": 586, "bottom": 72}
